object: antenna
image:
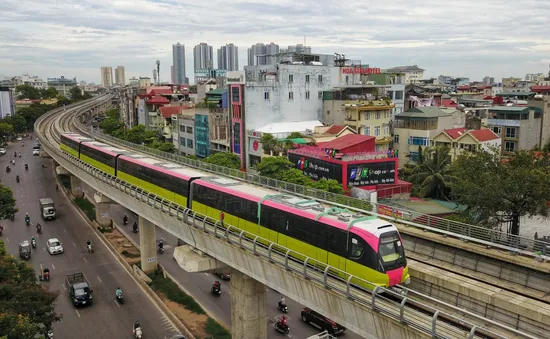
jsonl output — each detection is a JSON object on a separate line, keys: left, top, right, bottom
{"left": 304, "top": 35, "right": 306, "bottom": 46}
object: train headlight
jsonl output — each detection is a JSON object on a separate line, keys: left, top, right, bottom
{"left": 404, "top": 277, "right": 411, "bottom": 285}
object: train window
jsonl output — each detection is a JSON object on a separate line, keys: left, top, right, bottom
{"left": 328, "top": 229, "right": 347, "bottom": 256}
{"left": 349, "top": 236, "right": 364, "bottom": 260}
{"left": 379, "top": 232, "right": 406, "bottom": 271}
{"left": 249, "top": 203, "right": 258, "bottom": 223}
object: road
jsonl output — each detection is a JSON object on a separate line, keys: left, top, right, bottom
{"left": 0, "top": 137, "right": 180, "bottom": 339}
{"left": 79, "top": 182, "right": 363, "bottom": 339}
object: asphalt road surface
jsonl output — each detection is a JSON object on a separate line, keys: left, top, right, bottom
{"left": 0, "top": 137, "right": 181, "bottom": 339}
{"left": 80, "top": 182, "right": 363, "bottom": 339}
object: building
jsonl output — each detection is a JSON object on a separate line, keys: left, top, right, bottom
{"left": 177, "top": 114, "right": 196, "bottom": 156}
{"left": 173, "top": 42, "right": 186, "bottom": 85}
{"left": 310, "top": 125, "right": 357, "bottom": 143}
{"left": 487, "top": 106, "right": 543, "bottom": 152}
{"left": 119, "top": 86, "right": 138, "bottom": 127}
{"left": 247, "top": 42, "right": 280, "bottom": 66}
{"left": 281, "top": 44, "right": 312, "bottom": 54}
{"left": 525, "top": 73, "right": 545, "bottom": 83}
{"left": 432, "top": 128, "right": 501, "bottom": 161}
{"left": 100, "top": 67, "right": 113, "bottom": 87}
{"left": 11, "top": 74, "right": 47, "bottom": 89}
{"left": 366, "top": 72, "right": 406, "bottom": 118}
{"left": 531, "top": 85, "right": 550, "bottom": 96}
{"left": 194, "top": 69, "right": 227, "bottom": 85}
{"left": 193, "top": 43, "right": 214, "bottom": 71}
{"left": 386, "top": 65, "right": 425, "bottom": 84}
{"left": 139, "top": 77, "right": 152, "bottom": 87}
{"left": 393, "top": 107, "right": 457, "bottom": 167}
{"left": 0, "top": 87, "right": 15, "bottom": 119}
{"left": 115, "top": 66, "right": 125, "bottom": 86}
{"left": 483, "top": 76, "right": 495, "bottom": 85}
{"left": 128, "top": 77, "right": 140, "bottom": 87}
{"left": 217, "top": 43, "right": 239, "bottom": 71}
{"left": 438, "top": 75, "right": 453, "bottom": 85}
{"left": 502, "top": 77, "right": 522, "bottom": 88}
{"left": 196, "top": 79, "right": 218, "bottom": 103}
{"left": 47, "top": 76, "right": 77, "bottom": 97}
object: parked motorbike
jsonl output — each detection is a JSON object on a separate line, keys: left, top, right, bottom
{"left": 275, "top": 321, "right": 290, "bottom": 335}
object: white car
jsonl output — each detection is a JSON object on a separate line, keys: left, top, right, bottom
{"left": 33, "top": 148, "right": 40, "bottom": 156}
{"left": 0, "top": 147, "right": 6, "bottom": 155}
{"left": 16, "top": 136, "right": 22, "bottom": 141}
{"left": 47, "top": 238, "right": 64, "bottom": 255}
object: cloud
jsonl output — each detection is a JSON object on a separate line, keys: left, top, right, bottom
{"left": 0, "top": 0, "right": 549, "bottom": 83}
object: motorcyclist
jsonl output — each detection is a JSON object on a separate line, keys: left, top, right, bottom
{"left": 16, "top": 175, "right": 20, "bottom": 182}
{"left": 278, "top": 296, "right": 286, "bottom": 308}
{"left": 31, "top": 236, "right": 36, "bottom": 247}
{"left": 25, "top": 164, "right": 28, "bottom": 170}
{"left": 87, "top": 239, "right": 91, "bottom": 248}
{"left": 123, "top": 215, "right": 128, "bottom": 224}
{"left": 6, "top": 166, "right": 10, "bottom": 173}
{"left": 133, "top": 221, "right": 138, "bottom": 232}
{"left": 158, "top": 241, "right": 164, "bottom": 250}
{"left": 36, "top": 223, "right": 42, "bottom": 233}
{"left": 133, "top": 321, "right": 141, "bottom": 331}
{"left": 280, "top": 315, "right": 287, "bottom": 327}
{"left": 25, "top": 213, "right": 30, "bottom": 224}
{"left": 116, "top": 287, "right": 123, "bottom": 297}
{"left": 14, "top": 151, "right": 16, "bottom": 157}
{"left": 18, "top": 152, "right": 21, "bottom": 157}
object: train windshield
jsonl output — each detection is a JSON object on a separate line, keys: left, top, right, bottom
{"left": 378, "top": 232, "right": 406, "bottom": 271}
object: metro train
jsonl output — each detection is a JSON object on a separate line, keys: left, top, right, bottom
{"left": 60, "top": 132, "right": 410, "bottom": 288}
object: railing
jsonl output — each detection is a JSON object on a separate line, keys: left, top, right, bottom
{"left": 75, "top": 123, "right": 550, "bottom": 260}
{"left": 35, "top": 129, "right": 532, "bottom": 339}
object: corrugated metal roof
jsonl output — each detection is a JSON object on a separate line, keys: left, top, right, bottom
{"left": 395, "top": 106, "right": 451, "bottom": 119}
{"left": 256, "top": 120, "right": 323, "bottom": 136}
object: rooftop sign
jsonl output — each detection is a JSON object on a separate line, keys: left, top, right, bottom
{"left": 341, "top": 67, "right": 381, "bottom": 75}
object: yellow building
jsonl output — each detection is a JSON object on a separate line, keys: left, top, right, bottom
{"left": 343, "top": 100, "right": 394, "bottom": 151}
{"left": 432, "top": 128, "right": 501, "bottom": 161}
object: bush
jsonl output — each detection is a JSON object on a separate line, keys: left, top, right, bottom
{"left": 148, "top": 272, "right": 206, "bottom": 315}
{"left": 74, "top": 197, "right": 95, "bottom": 221}
{"left": 57, "top": 175, "right": 71, "bottom": 189}
{"left": 121, "top": 250, "right": 140, "bottom": 258}
{"left": 205, "top": 317, "right": 231, "bottom": 339}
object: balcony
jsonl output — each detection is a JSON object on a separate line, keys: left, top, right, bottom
{"left": 343, "top": 100, "right": 394, "bottom": 111}
{"left": 487, "top": 118, "right": 521, "bottom": 127}
{"left": 148, "top": 110, "right": 158, "bottom": 117}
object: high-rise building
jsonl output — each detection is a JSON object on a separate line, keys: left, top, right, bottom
{"left": 247, "top": 42, "right": 279, "bottom": 66}
{"left": 482, "top": 76, "right": 495, "bottom": 85}
{"left": 217, "top": 43, "right": 239, "bottom": 71}
{"left": 280, "top": 44, "right": 311, "bottom": 54}
{"left": 115, "top": 66, "right": 125, "bottom": 86}
{"left": 172, "top": 42, "right": 186, "bottom": 85}
{"left": 193, "top": 43, "right": 214, "bottom": 71}
{"left": 100, "top": 67, "right": 113, "bottom": 87}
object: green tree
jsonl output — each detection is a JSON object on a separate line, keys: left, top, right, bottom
{"left": 311, "top": 178, "right": 345, "bottom": 194}
{"left": 150, "top": 140, "right": 175, "bottom": 153}
{"left": 105, "top": 108, "right": 120, "bottom": 119}
{"left": 56, "top": 96, "right": 72, "bottom": 106}
{"left": 99, "top": 118, "right": 124, "bottom": 135}
{"left": 260, "top": 133, "right": 277, "bottom": 155}
{"left": 39, "top": 87, "right": 58, "bottom": 99}
{"left": 124, "top": 125, "right": 148, "bottom": 144}
{"left": 451, "top": 149, "right": 550, "bottom": 235}
{"left": 409, "top": 147, "right": 454, "bottom": 199}
{"left": 15, "top": 84, "right": 40, "bottom": 100}
{"left": 68, "top": 86, "right": 83, "bottom": 100}
{"left": 0, "top": 185, "right": 17, "bottom": 219}
{"left": 83, "top": 92, "right": 93, "bottom": 100}
{"left": 0, "top": 241, "right": 61, "bottom": 338}
{"left": 0, "top": 122, "right": 14, "bottom": 141}
{"left": 542, "top": 139, "right": 550, "bottom": 153}
{"left": 287, "top": 132, "right": 305, "bottom": 139}
{"left": 6, "top": 114, "right": 27, "bottom": 134}
{"left": 204, "top": 152, "right": 241, "bottom": 169}
{"left": 280, "top": 168, "right": 313, "bottom": 186}
{"left": 256, "top": 156, "right": 294, "bottom": 179}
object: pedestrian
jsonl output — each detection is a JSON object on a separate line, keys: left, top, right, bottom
{"left": 56, "top": 184, "right": 59, "bottom": 192}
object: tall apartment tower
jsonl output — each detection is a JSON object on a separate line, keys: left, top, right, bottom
{"left": 172, "top": 42, "right": 186, "bottom": 85}
{"left": 248, "top": 42, "right": 280, "bottom": 65}
{"left": 115, "top": 66, "right": 125, "bottom": 86}
{"left": 100, "top": 66, "right": 113, "bottom": 87}
{"left": 193, "top": 43, "right": 214, "bottom": 71}
{"left": 217, "top": 43, "right": 239, "bottom": 71}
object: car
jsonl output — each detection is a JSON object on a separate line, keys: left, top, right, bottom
{"left": 217, "top": 272, "right": 231, "bottom": 280}
{"left": 16, "top": 136, "right": 22, "bottom": 141}
{"left": 0, "top": 147, "right": 6, "bottom": 155}
{"left": 33, "top": 148, "right": 40, "bottom": 156}
{"left": 301, "top": 308, "right": 346, "bottom": 336}
{"left": 47, "top": 238, "right": 64, "bottom": 255}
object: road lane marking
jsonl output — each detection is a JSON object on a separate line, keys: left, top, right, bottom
{"left": 51, "top": 264, "right": 56, "bottom": 270}
{"left": 83, "top": 257, "right": 87, "bottom": 263}
{"left": 5, "top": 238, "right": 8, "bottom": 243}
{"left": 43, "top": 248, "right": 46, "bottom": 252}
{"left": 203, "top": 273, "right": 209, "bottom": 276}
{"left": 75, "top": 310, "right": 81, "bottom": 318}
{"left": 72, "top": 242, "right": 76, "bottom": 247}
{"left": 113, "top": 299, "right": 120, "bottom": 308}
{"left": 62, "top": 284, "right": 66, "bottom": 291}
{"left": 97, "top": 276, "right": 102, "bottom": 283}
{"left": 64, "top": 229, "right": 67, "bottom": 234}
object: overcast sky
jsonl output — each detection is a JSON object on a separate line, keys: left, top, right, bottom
{"left": 1, "top": 0, "right": 549, "bottom": 84}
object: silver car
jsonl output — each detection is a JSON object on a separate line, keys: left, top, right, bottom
{"left": 0, "top": 147, "right": 6, "bottom": 155}
{"left": 47, "top": 238, "right": 64, "bottom": 255}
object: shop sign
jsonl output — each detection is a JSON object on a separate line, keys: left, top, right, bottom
{"left": 341, "top": 67, "right": 381, "bottom": 75}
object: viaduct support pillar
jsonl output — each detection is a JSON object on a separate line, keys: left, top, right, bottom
{"left": 231, "top": 271, "right": 267, "bottom": 339}
{"left": 93, "top": 192, "right": 115, "bottom": 228}
{"left": 139, "top": 216, "right": 157, "bottom": 274}
{"left": 70, "top": 176, "right": 84, "bottom": 198}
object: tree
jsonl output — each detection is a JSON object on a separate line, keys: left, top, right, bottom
{"left": 260, "top": 133, "right": 277, "bottom": 155}
{"left": 150, "top": 140, "right": 175, "bottom": 153}
{"left": 311, "top": 178, "right": 345, "bottom": 194}
{"left": 56, "top": 96, "right": 72, "bottom": 106}
{"left": 39, "top": 87, "right": 58, "bottom": 99}
{"left": 542, "top": 139, "right": 550, "bottom": 153}
{"left": 124, "top": 125, "right": 148, "bottom": 144}
{"left": 0, "top": 185, "right": 17, "bottom": 219}
{"left": 15, "top": 84, "right": 40, "bottom": 100}
{"left": 287, "top": 132, "right": 304, "bottom": 139}
{"left": 105, "top": 108, "right": 120, "bottom": 119}
{"left": 256, "top": 156, "right": 294, "bottom": 179}
{"left": 204, "top": 152, "right": 241, "bottom": 169}
{"left": 6, "top": 114, "right": 27, "bottom": 134}
{"left": 451, "top": 149, "right": 550, "bottom": 235}
{"left": 99, "top": 118, "right": 124, "bottom": 135}
{"left": 0, "top": 241, "right": 61, "bottom": 338}
{"left": 68, "top": 86, "right": 83, "bottom": 100}
{"left": 0, "top": 122, "right": 14, "bottom": 141}
{"left": 408, "top": 147, "right": 454, "bottom": 200}
{"left": 280, "top": 168, "right": 313, "bottom": 186}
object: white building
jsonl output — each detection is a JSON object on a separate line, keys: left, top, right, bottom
{"left": 525, "top": 73, "right": 545, "bottom": 83}
{"left": 193, "top": 43, "right": 214, "bottom": 70}
{"left": 0, "top": 87, "right": 15, "bottom": 119}
{"left": 100, "top": 66, "right": 113, "bottom": 87}
{"left": 247, "top": 42, "right": 280, "bottom": 66}
{"left": 173, "top": 42, "right": 186, "bottom": 85}
{"left": 217, "top": 43, "right": 239, "bottom": 71}
{"left": 47, "top": 76, "right": 77, "bottom": 97}
{"left": 14, "top": 74, "right": 47, "bottom": 89}
{"left": 115, "top": 66, "right": 125, "bottom": 86}
{"left": 386, "top": 65, "right": 425, "bottom": 84}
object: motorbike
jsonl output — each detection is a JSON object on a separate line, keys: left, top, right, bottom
{"left": 25, "top": 164, "right": 28, "bottom": 171}
{"left": 87, "top": 244, "right": 93, "bottom": 253}
{"left": 116, "top": 291, "right": 124, "bottom": 304}
{"left": 6, "top": 166, "right": 10, "bottom": 173}
{"left": 37, "top": 225, "right": 42, "bottom": 234}
{"left": 46, "top": 329, "right": 53, "bottom": 339}
{"left": 211, "top": 285, "right": 221, "bottom": 297}
{"left": 40, "top": 269, "right": 51, "bottom": 282}
{"left": 278, "top": 301, "right": 288, "bottom": 313}
{"left": 25, "top": 217, "right": 30, "bottom": 226}
{"left": 16, "top": 176, "right": 20, "bottom": 183}
{"left": 18, "top": 153, "right": 21, "bottom": 158}
{"left": 123, "top": 216, "right": 128, "bottom": 225}
{"left": 133, "top": 225, "right": 138, "bottom": 233}
{"left": 31, "top": 239, "right": 36, "bottom": 248}
{"left": 275, "top": 321, "right": 290, "bottom": 335}
{"left": 133, "top": 327, "right": 143, "bottom": 339}
{"left": 158, "top": 243, "right": 164, "bottom": 254}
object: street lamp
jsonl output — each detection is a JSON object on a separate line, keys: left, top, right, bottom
{"left": 156, "top": 60, "right": 160, "bottom": 85}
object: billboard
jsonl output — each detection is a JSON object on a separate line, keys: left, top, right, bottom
{"left": 347, "top": 161, "right": 396, "bottom": 187}
{"left": 194, "top": 69, "right": 228, "bottom": 77}
{"left": 226, "top": 71, "right": 245, "bottom": 84}
{"left": 289, "top": 153, "right": 343, "bottom": 182}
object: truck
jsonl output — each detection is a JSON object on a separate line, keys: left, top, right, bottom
{"left": 65, "top": 273, "right": 93, "bottom": 306}
{"left": 39, "top": 198, "right": 56, "bottom": 220}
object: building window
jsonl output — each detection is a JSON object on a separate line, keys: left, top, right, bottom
{"left": 305, "top": 75, "right": 310, "bottom": 83}
{"left": 395, "top": 91, "right": 404, "bottom": 100}
{"left": 364, "top": 112, "right": 370, "bottom": 120}
{"left": 318, "top": 75, "right": 323, "bottom": 83}
{"left": 289, "top": 74, "right": 293, "bottom": 83}
{"left": 387, "top": 91, "right": 394, "bottom": 99}
{"left": 327, "top": 110, "right": 330, "bottom": 115}
{"left": 179, "top": 125, "right": 185, "bottom": 132}
{"left": 187, "top": 139, "right": 194, "bottom": 149}
{"left": 186, "top": 126, "right": 193, "bottom": 134}
{"left": 364, "top": 127, "right": 370, "bottom": 136}
{"left": 383, "top": 125, "right": 389, "bottom": 135}
{"left": 289, "top": 91, "right": 294, "bottom": 100}
{"left": 318, "top": 91, "right": 323, "bottom": 99}
{"left": 345, "top": 76, "right": 349, "bottom": 85}
{"left": 408, "top": 136, "right": 429, "bottom": 146}
{"left": 374, "top": 126, "right": 380, "bottom": 136}
{"left": 505, "top": 127, "right": 517, "bottom": 138}
{"left": 394, "top": 135, "right": 399, "bottom": 143}
{"left": 264, "top": 91, "right": 270, "bottom": 100}
{"left": 384, "top": 111, "right": 389, "bottom": 119}
{"left": 492, "top": 126, "right": 501, "bottom": 135}
{"left": 231, "top": 87, "right": 240, "bottom": 103}
{"left": 375, "top": 112, "right": 381, "bottom": 120}
{"left": 504, "top": 141, "right": 516, "bottom": 152}
{"left": 180, "top": 137, "right": 185, "bottom": 146}
{"left": 305, "top": 91, "right": 310, "bottom": 99}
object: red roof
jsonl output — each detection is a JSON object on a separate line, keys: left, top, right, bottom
{"left": 457, "top": 85, "right": 470, "bottom": 90}
{"left": 325, "top": 125, "right": 346, "bottom": 135}
{"left": 443, "top": 128, "right": 467, "bottom": 139}
{"left": 469, "top": 129, "right": 499, "bottom": 142}
{"left": 317, "top": 134, "right": 375, "bottom": 150}
{"left": 531, "top": 85, "right": 550, "bottom": 92}
{"left": 440, "top": 99, "right": 457, "bottom": 107}
{"left": 150, "top": 89, "right": 173, "bottom": 96}
{"left": 483, "top": 96, "right": 494, "bottom": 100}
{"left": 146, "top": 96, "right": 169, "bottom": 105}
{"left": 146, "top": 86, "right": 172, "bottom": 95}
{"left": 159, "top": 106, "right": 182, "bottom": 118}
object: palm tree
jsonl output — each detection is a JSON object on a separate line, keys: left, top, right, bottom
{"left": 409, "top": 146, "right": 454, "bottom": 200}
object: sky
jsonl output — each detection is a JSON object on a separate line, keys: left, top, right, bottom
{"left": 1, "top": 0, "right": 549, "bottom": 84}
